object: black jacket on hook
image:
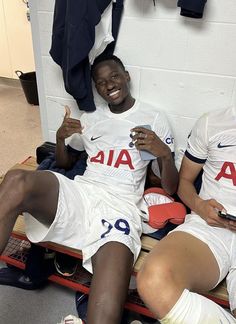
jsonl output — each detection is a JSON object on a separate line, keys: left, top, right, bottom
{"left": 50, "top": 0, "right": 123, "bottom": 112}
{"left": 177, "top": 0, "right": 207, "bottom": 19}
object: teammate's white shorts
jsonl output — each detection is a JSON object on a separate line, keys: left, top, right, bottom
{"left": 171, "top": 213, "right": 236, "bottom": 287}
{"left": 24, "top": 172, "right": 143, "bottom": 273}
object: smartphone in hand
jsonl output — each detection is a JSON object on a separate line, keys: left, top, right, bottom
{"left": 218, "top": 210, "right": 236, "bottom": 221}
{"left": 138, "top": 125, "right": 156, "bottom": 161}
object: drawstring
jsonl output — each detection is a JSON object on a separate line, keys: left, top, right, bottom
{"left": 153, "top": 0, "right": 156, "bottom": 5}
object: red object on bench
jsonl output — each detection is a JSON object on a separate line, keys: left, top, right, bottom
{"left": 144, "top": 187, "right": 187, "bottom": 229}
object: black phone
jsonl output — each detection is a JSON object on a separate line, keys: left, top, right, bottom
{"left": 218, "top": 211, "right": 236, "bottom": 221}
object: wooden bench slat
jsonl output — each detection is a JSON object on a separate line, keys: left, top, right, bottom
{"left": 141, "top": 235, "right": 159, "bottom": 251}
{"left": 206, "top": 281, "right": 228, "bottom": 302}
{"left": 13, "top": 215, "right": 25, "bottom": 235}
{"left": 21, "top": 156, "right": 37, "bottom": 167}
{"left": 10, "top": 163, "right": 36, "bottom": 171}
{"left": 134, "top": 251, "right": 148, "bottom": 273}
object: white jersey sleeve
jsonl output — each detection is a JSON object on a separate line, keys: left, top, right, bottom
{"left": 186, "top": 113, "right": 209, "bottom": 163}
{"left": 153, "top": 111, "right": 175, "bottom": 153}
{"left": 67, "top": 133, "right": 85, "bottom": 152}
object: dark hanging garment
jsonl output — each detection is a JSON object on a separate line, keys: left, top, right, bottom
{"left": 49, "top": 0, "right": 123, "bottom": 112}
{"left": 103, "top": 0, "right": 124, "bottom": 56}
{"left": 177, "top": 0, "right": 207, "bottom": 19}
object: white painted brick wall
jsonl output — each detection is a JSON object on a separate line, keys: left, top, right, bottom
{"left": 29, "top": 0, "right": 236, "bottom": 160}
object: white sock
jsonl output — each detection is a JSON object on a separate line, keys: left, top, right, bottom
{"left": 159, "top": 289, "right": 236, "bottom": 324}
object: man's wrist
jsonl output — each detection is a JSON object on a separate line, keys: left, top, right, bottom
{"left": 193, "top": 196, "right": 204, "bottom": 214}
{"left": 159, "top": 148, "right": 172, "bottom": 161}
{"left": 56, "top": 136, "right": 65, "bottom": 144}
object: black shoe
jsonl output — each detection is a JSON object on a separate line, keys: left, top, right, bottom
{"left": 75, "top": 291, "right": 88, "bottom": 322}
{"left": 0, "top": 267, "right": 41, "bottom": 290}
{"left": 54, "top": 253, "right": 78, "bottom": 277}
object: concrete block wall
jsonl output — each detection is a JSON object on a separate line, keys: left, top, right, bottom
{"left": 29, "top": 0, "right": 236, "bottom": 162}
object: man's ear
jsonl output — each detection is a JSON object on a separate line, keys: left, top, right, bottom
{"left": 125, "top": 71, "right": 130, "bottom": 82}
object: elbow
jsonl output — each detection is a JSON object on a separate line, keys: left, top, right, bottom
{"left": 162, "top": 179, "right": 179, "bottom": 196}
{"left": 55, "top": 153, "right": 76, "bottom": 170}
{"left": 56, "top": 162, "right": 72, "bottom": 170}
{"left": 166, "top": 184, "right": 178, "bottom": 196}
{"left": 170, "top": 186, "right": 178, "bottom": 196}
{"left": 54, "top": 161, "right": 65, "bottom": 169}
{"left": 54, "top": 159, "right": 72, "bottom": 170}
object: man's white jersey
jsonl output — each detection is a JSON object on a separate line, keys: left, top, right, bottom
{"left": 186, "top": 106, "right": 236, "bottom": 215}
{"left": 68, "top": 100, "right": 174, "bottom": 201}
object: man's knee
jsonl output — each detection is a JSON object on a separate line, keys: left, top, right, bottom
{"left": 3, "top": 169, "right": 31, "bottom": 204}
{"left": 4, "top": 168, "right": 30, "bottom": 185}
{"left": 137, "top": 255, "right": 176, "bottom": 301}
{"left": 4, "top": 169, "right": 27, "bottom": 185}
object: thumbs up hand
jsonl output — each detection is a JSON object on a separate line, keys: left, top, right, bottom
{"left": 56, "top": 106, "right": 83, "bottom": 141}
{"left": 64, "top": 105, "right": 71, "bottom": 119}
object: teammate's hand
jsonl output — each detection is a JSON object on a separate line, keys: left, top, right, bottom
{"left": 131, "top": 126, "right": 171, "bottom": 158}
{"left": 197, "top": 198, "right": 236, "bottom": 231}
{"left": 56, "top": 106, "right": 83, "bottom": 141}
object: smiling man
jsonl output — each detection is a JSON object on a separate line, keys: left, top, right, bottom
{"left": 0, "top": 55, "right": 178, "bottom": 324}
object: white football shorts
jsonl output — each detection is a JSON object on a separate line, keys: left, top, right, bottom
{"left": 24, "top": 171, "right": 143, "bottom": 273}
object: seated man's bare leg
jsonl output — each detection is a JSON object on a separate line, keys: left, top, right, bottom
{"left": 137, "top": 232, "right": 235, "bottom": 322}
{"left": 87, "top": 242, "right": 134, "bottom": 324}
{"left": 0, "top": 169, "right": 59, "bottom": 254}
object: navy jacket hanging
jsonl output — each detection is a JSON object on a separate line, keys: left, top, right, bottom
{"left": 50, "top": 0, "right": 123, "bottom": 112}
{"left": 178, "top": 0, "right": 207, "bottom": 19}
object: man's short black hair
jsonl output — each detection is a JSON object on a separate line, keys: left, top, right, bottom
{"left": 91, "top": 54, "right": 126, "bottom": 78}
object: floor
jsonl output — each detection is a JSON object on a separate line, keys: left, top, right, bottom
{"left": 0, "top": 78, "right": 42, "bottom": 175}
{"left": 0, "top": 261, "right": 77, "bottom": 324}
{"left": 0, "top": 79, "right": 78, "bottom": 324}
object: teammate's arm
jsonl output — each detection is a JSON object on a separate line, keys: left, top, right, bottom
{"left": 178, "top": 155, "right": 236, "bottom": 229}
{"left": 178, "top": 156, "right": 205, "bottom": 212}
